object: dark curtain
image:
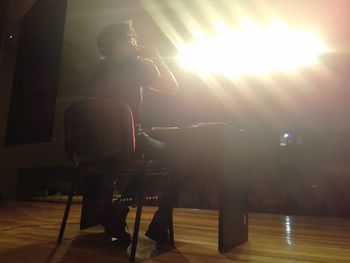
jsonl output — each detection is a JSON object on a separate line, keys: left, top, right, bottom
{"left": 4, "top": 0, "right": 67, "bottom": 146}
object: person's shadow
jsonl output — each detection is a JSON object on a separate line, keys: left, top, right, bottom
{"left": 1, "top": 232, "right": 191, "bottom": 263}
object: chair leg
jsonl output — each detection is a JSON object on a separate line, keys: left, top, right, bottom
{"left": 169, "top": 213, "right": 174, "bottom": 247}
{"left": 57, "top": 167, "right": 80, "bottom": 244}
{"left": 129, "top": 183, "right": 145, "bottom": 262}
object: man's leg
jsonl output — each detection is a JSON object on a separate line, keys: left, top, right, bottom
{"left": 103, "top": 179, "right": 137, "bottom": 244}
{"left": 103, "top": 132, "right": 164, "bottom": 242}
{"left": 146, "top": 158, "right": 186, "bottom": 244}
{"left": 134, "top": 132, "right": 183, "bottom": 243}
{"left": 106, "top": 131, "right": 184, "bottom": 244}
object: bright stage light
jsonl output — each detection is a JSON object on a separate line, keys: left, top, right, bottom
{"left": 178, "top": 22, "right": 326, "bottom": 77}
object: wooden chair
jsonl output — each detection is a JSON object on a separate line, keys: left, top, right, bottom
{"left": 56, "top": 98, "right": 174, "bottom": 262}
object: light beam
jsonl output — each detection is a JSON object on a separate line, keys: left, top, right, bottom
{"left": 178, "top": 21, "right": 326, "bottom": 77}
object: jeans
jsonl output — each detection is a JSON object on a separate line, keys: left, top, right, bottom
{"left": 120, "top": 132, "right": 183, "bottom": 217}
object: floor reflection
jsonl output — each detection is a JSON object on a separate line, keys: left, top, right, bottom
{"left": 285, "top": 216, "right": 293, "bottom": 245}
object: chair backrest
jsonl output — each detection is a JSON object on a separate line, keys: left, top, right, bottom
{"left": 64, "top": 98, "right": 136, "bottom": 164}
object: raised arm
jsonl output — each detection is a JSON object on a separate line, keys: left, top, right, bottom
{"left": 139, "top": 46, "right": 179, "bottom": 95}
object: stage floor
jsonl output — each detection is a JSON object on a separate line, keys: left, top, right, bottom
{"left": 0, "top": 201, "right": 349, "bottom": 262}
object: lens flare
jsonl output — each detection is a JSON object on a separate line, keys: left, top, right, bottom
{"left": 178, "top": 21, "right": 326, "bottom": 77}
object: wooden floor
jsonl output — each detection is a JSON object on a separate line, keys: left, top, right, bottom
{"left": 0, "top": 202, "right": 350, "bottom": 262}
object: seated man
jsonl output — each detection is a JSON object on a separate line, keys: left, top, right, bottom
{"left": 86, "top": 21, "right": 180, "bottom": 246}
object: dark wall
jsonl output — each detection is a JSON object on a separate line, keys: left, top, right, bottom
{"left": 4, "top": 0, "right": 67, "bottom": 146}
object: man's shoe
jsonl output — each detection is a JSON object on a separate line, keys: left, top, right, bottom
{"left": 103, "top": 200, "right": 130, "bottom": 242}
{"left": 111, "top": 232, "right": 132, "bottom": 249}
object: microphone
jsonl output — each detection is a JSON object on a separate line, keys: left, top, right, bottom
{"left": 137, "top": 45, "right": 176, "bottom": 61}
{"left": 143, "top": 56, "right": 176, "bottom": 61}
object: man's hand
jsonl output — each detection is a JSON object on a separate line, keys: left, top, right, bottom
{"left": 138, "top": 45, "right": 179, "bottom": 95}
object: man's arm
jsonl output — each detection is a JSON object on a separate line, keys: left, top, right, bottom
{"left": 139, "top": 46, "right": 179, "bottom": 95}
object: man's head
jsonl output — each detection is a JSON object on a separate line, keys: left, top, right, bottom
{"left": 97, "top": 21, "right": 138, "bottom": 59}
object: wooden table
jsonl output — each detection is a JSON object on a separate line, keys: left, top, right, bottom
{"left": 148, "top": 122, "right": 249, "bottom": 252}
